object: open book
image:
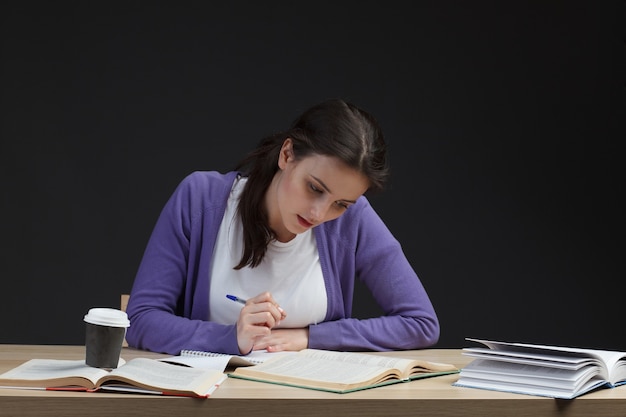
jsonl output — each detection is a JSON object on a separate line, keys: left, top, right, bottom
{"left": 229, "top": 348, "right": 459, "bottom": 393}
{"left": 0, "top": 357, "right": 227, "bottom": 398}
{"left": 454, "top": 338, "right": 626, "bottom": 399}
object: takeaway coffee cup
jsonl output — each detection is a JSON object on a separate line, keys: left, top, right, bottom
{"left": 84, "top": 308, "right": 130, "bottom": 369}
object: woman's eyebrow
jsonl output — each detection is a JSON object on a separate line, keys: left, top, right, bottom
{"left": 311, "top": 175, "right": 357, "bottom": 204}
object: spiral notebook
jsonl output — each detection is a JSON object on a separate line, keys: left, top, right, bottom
{"left": 160, "top": 349, "right": 291, "bottom": 372}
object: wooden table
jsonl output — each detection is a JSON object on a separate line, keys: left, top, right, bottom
{"left": 0, "top": 344, "right": 624, "bottom": 416}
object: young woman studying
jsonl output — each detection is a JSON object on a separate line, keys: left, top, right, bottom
{"left": 125, "top": 98, "right": 440, "bottom": 355}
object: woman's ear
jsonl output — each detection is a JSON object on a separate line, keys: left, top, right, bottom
{"left": 278, "top": 138, "right": 294, "bottom": 169}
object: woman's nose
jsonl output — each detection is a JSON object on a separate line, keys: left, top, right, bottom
{"left": 309, "top": 200, "right": 328, "bottom": 223}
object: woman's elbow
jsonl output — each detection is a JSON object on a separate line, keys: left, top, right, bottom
{"left": 413, "top": 315, "right": 440, "bottom": 348}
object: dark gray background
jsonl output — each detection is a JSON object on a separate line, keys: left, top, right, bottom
{"left": 1, "top": 2, "right": 624, "bottom": 350}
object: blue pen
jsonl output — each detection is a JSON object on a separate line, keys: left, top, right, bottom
{"left": 226, "top": 294, "right": 247, "bottom": 305}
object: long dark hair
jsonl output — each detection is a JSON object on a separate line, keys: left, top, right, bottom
{"left": 233, "top": 98, "right": 389, "bottom": 269}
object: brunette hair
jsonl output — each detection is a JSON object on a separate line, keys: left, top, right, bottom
{"left": 233, "top": 98, "right": 389, "bottom": 269}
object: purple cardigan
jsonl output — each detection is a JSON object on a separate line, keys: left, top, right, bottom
{"left": 126, "top": 171, "right": 440, "bottom": 355}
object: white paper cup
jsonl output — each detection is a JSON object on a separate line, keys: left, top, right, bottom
{"left": 84, "top": 308, "right": 130, "bottom": 369}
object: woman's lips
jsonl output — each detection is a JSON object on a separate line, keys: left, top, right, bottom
{"left": 297, "top": 215, "right": 313, "bottom": 228}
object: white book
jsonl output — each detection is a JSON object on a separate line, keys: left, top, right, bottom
{"left": 454, "top": 338, "right": 626, "bottom": 399}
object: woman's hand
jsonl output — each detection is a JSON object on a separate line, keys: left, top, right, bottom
{"left": 252, "top": 328, "right": 309, "bottom": 352}
{"left": 236, "top": 292, "right": 287, "bottom": 354}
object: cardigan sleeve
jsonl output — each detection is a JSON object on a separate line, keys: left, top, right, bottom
{"left": 308, "top": 197, "right": 440, "bottom": 351}
{"left": 125, "top": 171, "right": 242, "bottom": 355}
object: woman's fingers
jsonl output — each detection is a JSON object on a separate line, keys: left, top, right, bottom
{"left": 236, "top": 291, "right": 288, "bottom": 354}
{"left": 244, "top": 308, "right": 281, "bottom": 328}
{"left": 246, "top": 292, "right": 287, "bottom": 325}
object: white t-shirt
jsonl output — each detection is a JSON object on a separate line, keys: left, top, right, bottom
{"left": 208, "top": 177, "right": 327, "bottom": 327}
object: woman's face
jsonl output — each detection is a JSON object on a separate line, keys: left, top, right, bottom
{"left": 267, "top": 139, "right": 369, "bottom": 242}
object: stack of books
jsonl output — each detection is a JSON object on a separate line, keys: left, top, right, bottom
{"left": 454, "top": 338, "right": 626, "bottom": 399}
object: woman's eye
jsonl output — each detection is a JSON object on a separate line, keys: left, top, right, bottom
{"left": 309, "top": 183, "right": 321, "bottom": 193}
{"left": 336, "top": 201, "right": 349, "bottom": 209}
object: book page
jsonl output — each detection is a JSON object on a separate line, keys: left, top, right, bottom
{"left": 0, "top": 359, "right": 107, "bottom": 388}
{"left": 463, "top": 348, "right": 593, "bottom": 369}
{"left": 98, "top": 375, "right": 227, "bottom": 397}
{"left": 300, "top": 349, "right": 414, "bottom": 376}
{"left": 461, "top": 358, "right": 601, "bottom": 390}
{"left": 467, "top": 338, "right": 626, "bottom": 381}
{"left": 536, "top": 348, "right": 626, "bottom": 383}
{"left": 100, "top": 358, "right": 225, "bottom": 395}
{"left": 298, "top": 349, "right": 457, "bottom": 377}
{"left": 234, "top": 351, "right": 402, "bottom": 388}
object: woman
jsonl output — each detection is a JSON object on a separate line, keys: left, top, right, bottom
{"left": 126, "top": 98, "right": 440, "bottom": 355}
